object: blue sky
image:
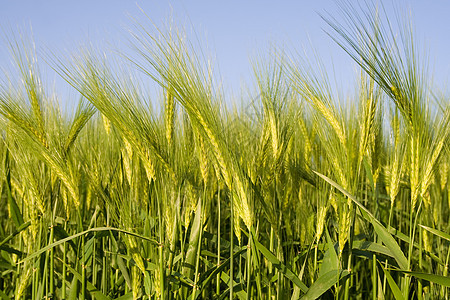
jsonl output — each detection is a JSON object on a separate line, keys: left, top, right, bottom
{"left": 1, "top": 0, "right": 449, "bottom": 107}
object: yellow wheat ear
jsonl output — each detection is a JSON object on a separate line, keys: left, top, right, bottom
{"left": 102, "top": 114, "right": 111, "bottom": 135}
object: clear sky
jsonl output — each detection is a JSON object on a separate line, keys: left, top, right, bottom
{"left": 0, "top": 0, "right": 449, "bottom": 108}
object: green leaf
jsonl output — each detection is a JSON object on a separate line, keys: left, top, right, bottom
{"left": 170, "top": 271, "right": 195, "bottom": 287}
{"left": 352, "top": 240, "right": 396, "bottom": 259}
{"left": 53, "top": 224, "right": 77, "bottom": 252}
{"left": 319, "top": 229, "right": 339, "bottom": 277}
{"left": 254, "top": 236, "right": 308, "bottom": 293}
{"left": 302, "top": 269, "right": 350, "bottom": 300}
{"left": 182, "top": 198, "right": 202, "bottom": 280}
{"left": 388, "top": 227, "right": 442, "bottom": 265}
{"left": 69, "top": 277, "right": 78, "bottom": 300}
{"left": 19, "top": 227, "right": 158, "bottom": 264}
{"left": 4, "top": 166, "right": 24, "bottom": 229}
{"left": 83, "top": 236, "right": 95, "bottom": 264}
{"left": 313, "top": 171, "right": 408, "bottom": 270}
{"left": 0, "top": 244, "right": 24, "bottom": 256}
{"left": 62, "top": 258, "right": 111, "bottom": 300}
{"left": 380, "top": 263, "right": 404, "bottom": 300}
{"left": 219, "top": 272, "right": 247, "bottom": 300}
{"left": 116, "top": 254, "right": 132, "bottom": 290}
{"left": 196, "top": 247, "right": 247, "bottom": 298}
{"left": 0, "top": 221, "right": 31, "bottom": 247}
{"left": 419, "top": 224, "right": 450, "bottom": 242}
{"left": 0, "top": 258, "right": 14, "bottom": 270}
{"left": 0, "top": 288, "right": 9, "bottom": 300}
{"left": 363, "top": 156, "right": 375, "bottom": 191}
{"left": 394, "top": 270, "right": 450, "bottom": 287}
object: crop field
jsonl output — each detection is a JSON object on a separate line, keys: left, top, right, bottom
{"left": 0, "top": 3, "right": 449, "bottom": 300}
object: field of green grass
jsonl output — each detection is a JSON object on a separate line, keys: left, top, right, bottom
{"left": 0, "top": 3, "right": 449, "bottom": 299}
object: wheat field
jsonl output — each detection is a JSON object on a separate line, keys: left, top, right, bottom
{"left": 0, "top": 3, "right": 449, "bottom": 300}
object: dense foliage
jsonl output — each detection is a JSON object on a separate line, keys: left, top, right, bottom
{"left": 0, "top": 3, "right": 449, "bottom": 299}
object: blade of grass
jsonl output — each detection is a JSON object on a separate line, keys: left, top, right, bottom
{"left": 419, "top": 225, "right": 450, "bottom": 242}
{"left": 253, "top": 234, "right": 308, "bottom": 293}
{"left": 313, "top": 170, "right": 408, "bottom": 270}
{"left": 379, "top": 262, "right": 405, "bottom": 300}
{"left": 19, "top": 227, "right": 158, "bottom": 264}
{"left": 302, "top": 269, "right": 350, "bottom": 300}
